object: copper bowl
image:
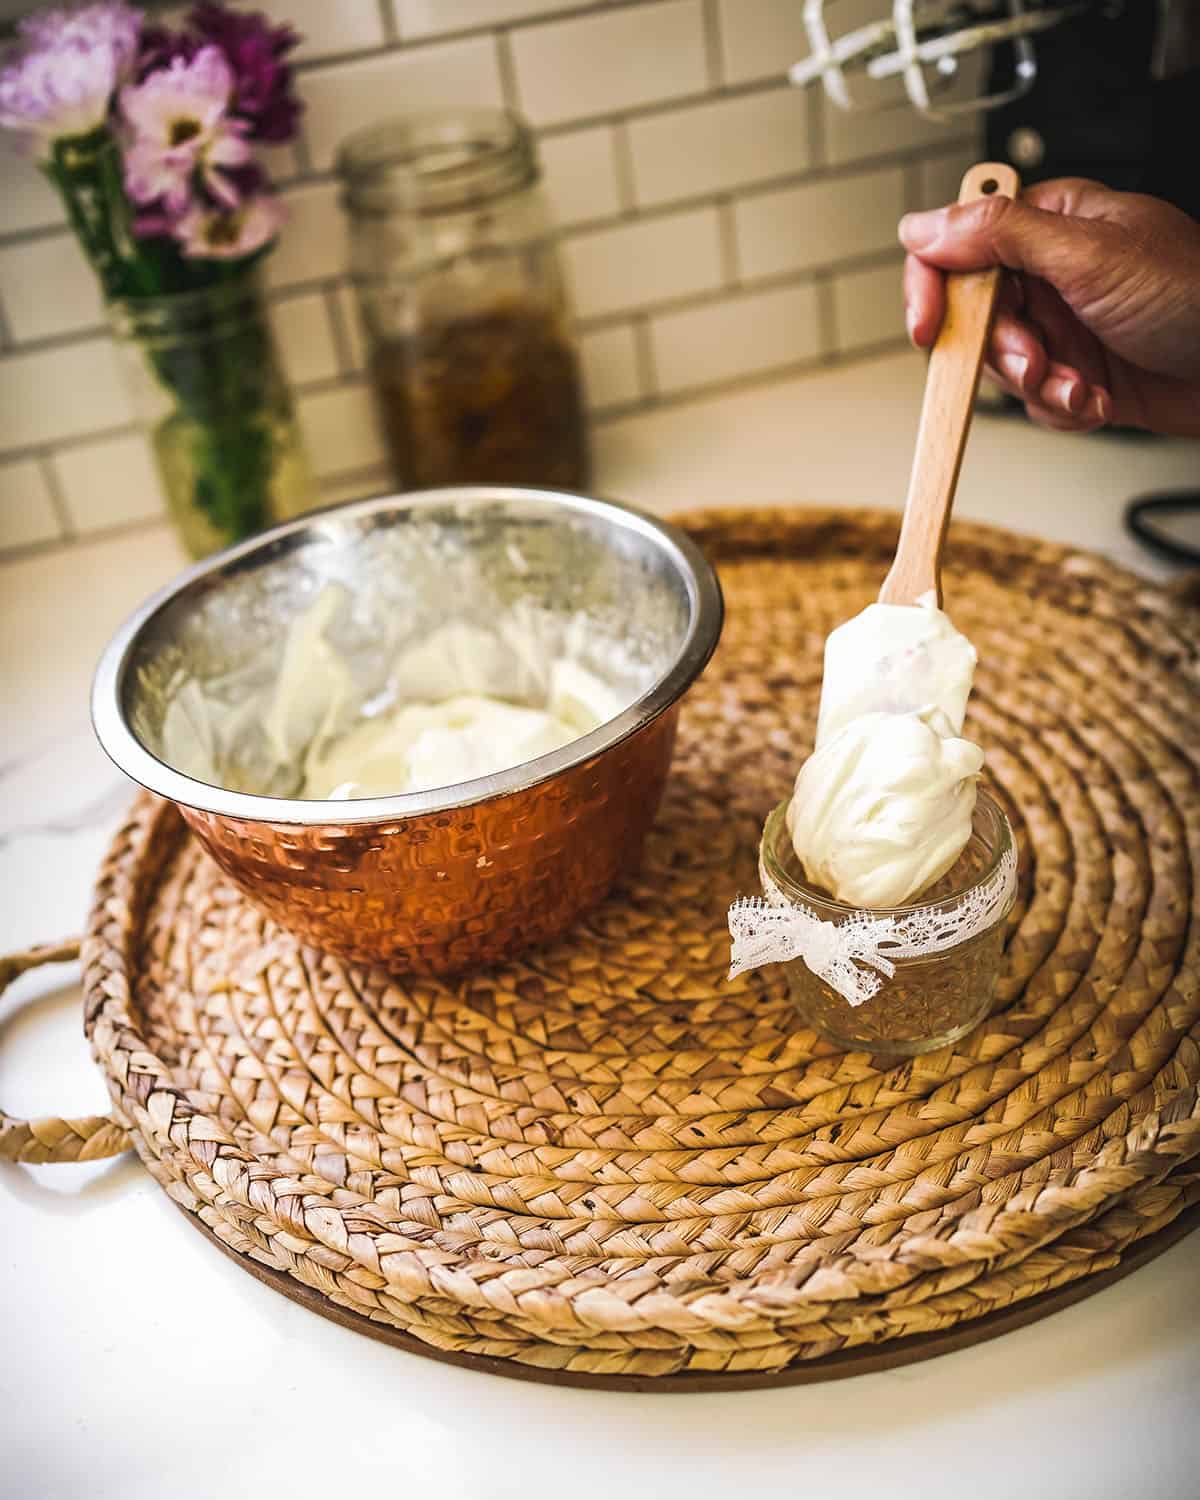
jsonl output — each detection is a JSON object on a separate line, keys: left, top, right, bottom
{"left": 91, "top": 487, "right": 723, "bottom": 973}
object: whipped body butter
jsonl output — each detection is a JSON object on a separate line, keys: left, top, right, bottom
{"left": 162, "top": 582, "right": 631, "bottom": 800}
{"left": 788, "top": 591, "right": 983, "bottom": 908}
{"left": 730, "top": 592, "right": 1017, "bottom": 1056}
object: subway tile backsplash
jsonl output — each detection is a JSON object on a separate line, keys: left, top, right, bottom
{"left": 627, "top": 87, "right": 812, "bottom": 207}
{"left": 649, "top": 280, "right": 822, "bottom": 395}
{"left": 509, "top": 2, "right": 708, "bottom": 127}
{"left": 0, "top": 0, "right": 979, "bottom": 558}
{"left": 563, "top": 205, "right": 725, "bottom": 319}
{"left": 733, "top": 166, "right": 907, "bottom": 282}
{"left": 301, "top": 36, "right": 506, "bottom": 169}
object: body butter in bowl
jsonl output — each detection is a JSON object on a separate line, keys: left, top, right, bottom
{"left": 92, "top": 487, "right": 723, "bottom": 974}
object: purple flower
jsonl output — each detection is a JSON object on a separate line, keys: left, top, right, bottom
{"left": 121, "top": 45, "right": 249, "bottom": 213}
{"left": 0, "top": 2, "right": 141, "bottom": 154}
{"left": 175, "top": 191, "right": 285, "bottom": 259}
{"left": 187, "top": 3, "right": 302, "bottom": 144}
{"left": 135, "top": 24, "right": 201, "bottom": 80}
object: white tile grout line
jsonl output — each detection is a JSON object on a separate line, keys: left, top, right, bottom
{"left": 631, "top": 313, "right": 658, "bottom": 399}
{"left": 0, "top": 339, "right": 927, "bottom": 565}
{"left": 495, "top": 29, "right": 522, "bottom": 113}
{"left": 806, "top": 78, "right": 827, "bottom": 171}
{"left": 0, "top": 146, "right": 967, "bottom": 268}
{"left": 903, "top": 157, "right": 925, "bottom": 214}
{"left": 0, "top": 254, "right": 907, "bottom": 473}
{"left": 0, "top": 129, "right": 974, "bottom": 259}
{"left": 0, "top": 421, "right": 139, "bottom": 469}
{"left": 291, "top": 116, "right": 316, "bottom": 177}
{"left": 289, "top": 0, "right": 666, "bottom": 68}
{"left": 0, "top": 511, "right": 171, "bottom": 565}
{"left": 815, "top": 271, "right": 838, "bottom": 360}
{"left": 611, "top": 119, "right": 638, "bottom": 217}
{"left": 0, "top": 247, "right": 905, "bottom": 413}
{"left": 37, "top": 450, "right": 74, "bottom": 540}
{"left": 716, "top": 196, "right": 740, "bottom": 287}
{"left": 701, "top": 0, "right": 725, "bottom": 90}
{"left": 324, "top": 283, "right": 359, "bottom": 376}
{"left": 379, "top": 0, "right": 400, "bottom": 46}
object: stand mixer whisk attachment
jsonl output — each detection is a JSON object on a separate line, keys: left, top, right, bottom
{"left": 789, "top": 0, "right": 1091, "bottom": 120}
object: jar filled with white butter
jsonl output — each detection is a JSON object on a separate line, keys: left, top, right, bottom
{"left": 729, "top": 592, "right": 1018, "bottom": 1056}
{"left": 750, "top": 787, "right": 1015, "bottom": 1055}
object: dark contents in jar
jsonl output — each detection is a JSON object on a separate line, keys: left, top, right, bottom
{"left": 369, "top": 301, "right": 590, "bottom": 489}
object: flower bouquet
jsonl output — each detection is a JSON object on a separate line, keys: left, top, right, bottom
{"left": 0, "top": 2, "right": 316, "bottom": 556}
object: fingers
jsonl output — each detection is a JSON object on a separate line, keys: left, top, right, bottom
{"left": 1025, "top": 396, "right": 1109, "bottom": 433}
{"left": 1025, "top": 367, "right": 1110, "bottom": 426}
{"left": 983, "top": 308, "right": 1096, "bottom": 418}
{"left": 1021, "top": 276, "right": 1110, "bottom": 391}
{"left": 988, "top": 310, "right": 1047, "bottom": 394}
{"left": 897, "top": 193, "right": 1116, "bottom": 291}
{"left": 986, "top": 360, "right": 1111, "bottom": 432}
{"left": 903, "top": 253, "right": 943, "bottom": 348}
{"left": 906, "top": 217, "right": 1122, "bottom": 438}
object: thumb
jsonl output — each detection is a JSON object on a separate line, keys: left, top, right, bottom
{"left": 898, "top": 194, "right": 1118, "bottom": 289}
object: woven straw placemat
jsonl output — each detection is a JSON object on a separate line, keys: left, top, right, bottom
{"left": 7, "top": 506, "right": 1198, "bottom": 1385}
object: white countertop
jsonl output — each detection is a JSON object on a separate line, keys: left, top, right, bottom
{"left": 2, "top": 350, "right": 1198, "bottom": 1500}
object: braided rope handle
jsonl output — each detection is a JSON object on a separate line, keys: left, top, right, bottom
{"left": 0, "top": 940, "right": 129, "bottom": 1164}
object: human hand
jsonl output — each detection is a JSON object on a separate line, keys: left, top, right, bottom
{"left": 899, "top": 178, "right": 1200, "bottom": 438}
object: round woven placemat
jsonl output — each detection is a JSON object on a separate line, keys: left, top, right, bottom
{"left": 75, "top": 507, "right": 1200, "bottom": 1384}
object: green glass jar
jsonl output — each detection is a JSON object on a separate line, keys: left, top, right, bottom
{"left": 108, "top": 268, "right": 318, "bottom": 558}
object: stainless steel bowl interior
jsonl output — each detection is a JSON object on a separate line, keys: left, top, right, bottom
{"left": 92, "top": 487, "right": 723, "bottom": 823}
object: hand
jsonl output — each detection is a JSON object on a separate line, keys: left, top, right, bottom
{"left": 899, "top": 178, "right": 1200, "bottom": 438}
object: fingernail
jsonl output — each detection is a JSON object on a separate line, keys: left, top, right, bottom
{"left": 905, "top": 306, "right": 918, "bottom": 342}
{"left": 1085, "top": 390, "right": 1111, "bottom": 423}
{"left": 999, "top": 354, "right": 1028, "bottom": 387}
{"left": 1047, "top": 377, "right": 1083, "bottom": 414}
{"left": 899, "top": 208, "right": 945, "bottom": 251}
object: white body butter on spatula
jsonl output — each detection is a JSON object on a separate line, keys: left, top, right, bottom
{"left": 787, "top": 163, "right": 1019, "bottom": 908}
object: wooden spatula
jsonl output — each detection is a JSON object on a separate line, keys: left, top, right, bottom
{"left": 878, "top": 162, "right": 1022, "bottom": 607}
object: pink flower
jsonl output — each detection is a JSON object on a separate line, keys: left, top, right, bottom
{"left": 120, "top": 44, "right": 248, "bottom": 212}
{"left": 0, "top": 2, "right": 141, "bottom": 154}
{"left": 174, "top": 191, "right": 284, "bottom": 259}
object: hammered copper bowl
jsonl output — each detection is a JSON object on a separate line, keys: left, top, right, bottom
{"left": 91, "top": 487, "right": 723, "bottom": 974}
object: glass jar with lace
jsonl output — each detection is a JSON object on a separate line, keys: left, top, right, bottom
{"left": 731, "top": 787, "right": 1017, "bottom": 1057}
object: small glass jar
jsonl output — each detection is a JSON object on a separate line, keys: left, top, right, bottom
{"left": 759, "top": 788, "right": 1015, "bottom": 1056}
{"left": 337, "top": 109, "right": 590, "bottom": 492}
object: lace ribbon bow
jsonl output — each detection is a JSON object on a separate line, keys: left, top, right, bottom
{"left": 728, "top": 844, "right": 1018, "bottom": 1007}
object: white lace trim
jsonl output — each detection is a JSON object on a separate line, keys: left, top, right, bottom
{"left": 728, "top": 843, "right": 1018, "bottom": 1007}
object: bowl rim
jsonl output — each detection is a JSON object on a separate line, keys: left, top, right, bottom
{"left": 91, "top": 485, "right": 725, "bottom": 825}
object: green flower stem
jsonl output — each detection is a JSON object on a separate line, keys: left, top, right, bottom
{"left": 41, "top": 132, "right": 291, "bottom": 547}
{"left": 141, "top": 287, "right": 282, "bottom": 542}
{"left": 44, "top": 129, "right": 143, "bottom": 299}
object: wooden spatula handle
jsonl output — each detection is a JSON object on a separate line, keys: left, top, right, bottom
{"left": 878, "top": 162, "right": 1021, "bottom": 606}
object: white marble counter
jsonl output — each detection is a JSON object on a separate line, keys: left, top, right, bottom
{"left": 2, "top": 350, "right": 1198, "bottom": 1499}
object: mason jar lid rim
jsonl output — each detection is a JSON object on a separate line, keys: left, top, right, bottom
{"left": 337, "top": 108, "right": 539, "bottom": 211}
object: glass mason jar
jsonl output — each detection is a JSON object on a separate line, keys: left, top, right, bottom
{"left": 108, "top": 268, "right": 318, "bottom": 559}
{"left": 337, "top": 109, "right": 590, "bottom": 491}
{"left": 759, "top": 788, "right": 1016, "bottom": 1056}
